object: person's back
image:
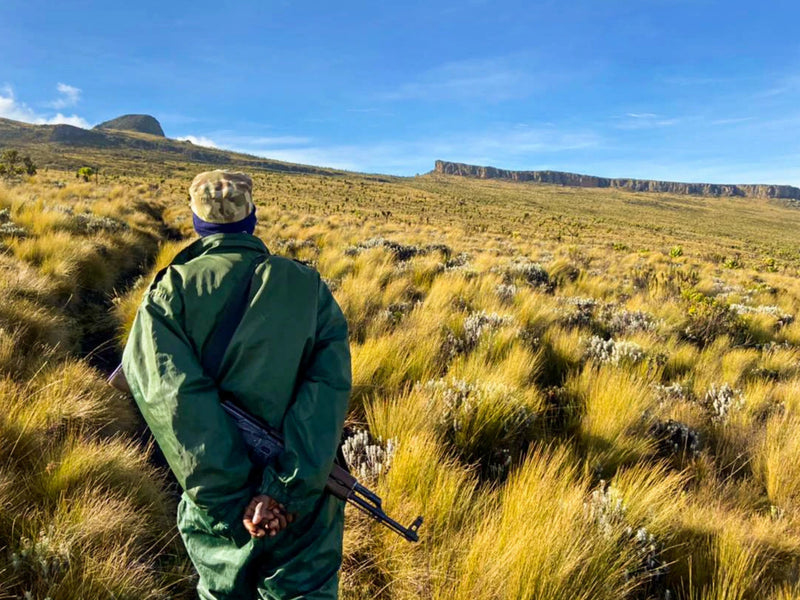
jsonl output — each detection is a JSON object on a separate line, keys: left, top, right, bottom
{"left": 122, "top": 170, "right": 351, "bottom": 599}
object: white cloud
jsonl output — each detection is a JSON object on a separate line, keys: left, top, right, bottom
{"left": 45, "top": 113, "right": 91, "bottom": 127}
{"left": 178, "top": 135, "right": 218, "bottom": 148}
{"left": 0, "top": 85, "right": 89, "bottom": 128}
{"left": 0, "top": 85, "right": 38, "bottom": 122}
{"left": 48, "top": 83, "right": 81, "bottom": 109}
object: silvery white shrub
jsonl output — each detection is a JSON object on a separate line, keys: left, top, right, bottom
{"left": 0, "top": 222, "right": 27, "bottom": 238}
{"left": 559, "top": 296, "right": 598, "bottom": 326}
{"left": 9, "top": 525, "right": 70, "bottom": 583}
{"left": 729, "top": 303, "right": 794, "bottom": 327}
{"left": 424, "top": 243, "right": 451, "bottom": 257}
{"left": 586, "top": 482, "right": 627, "bottom": 537}
{"left": 703, "top": 383, "right": 745, "bottom": 422}
{"left": 602, "top": 309, "right": 657, "bottom": 336}
{"left": 585, "top": 336, "right": 646, "bottom": 366}
{"left": 380, "top": 302, "right": 415, "bottom": 326}
{"left": 274, "top": 237, "right": 317, "bottom": 254}
{"left": 586, "top": 484, "right": 669, "bottom": 591}
{"left": 72, "top": 213, "right": 129, "bottom": 234}
{"left": 424, "top": 378, "right": 535, "bottom": 436}
{"left": 653, "top": 382, "right": 689, "bottom": 404}
{"left": 495, "top": 283, "right": 518, "bottom": 304}
{"left": 648, "top": 419, "right": 702, "bottom": 458}
{"left": 756, "top": 340, "right": 793, "bottom": 352}
{"left": 425, "top": 378, "right": 482, "bottom": 433}
{"left": 342, "top": 429, "right": 396, "bottom": 483}
{"left": 503, "top": 257, "right": 549, "bottom": 287}
{"left": 346, "top": 237, "right": 423, "bottom": 262}
{"left": 424, "top": 378, "right": 534, "bottom": 479}
{"left": 322, "top": 277, "right": 340, "bottom": 292}
{"left": 444, "top": 252, "right": 472, "bottom": 271}
{"left": 711, "top": 278, "right": 746, "bottom": 299}
{"left": 462, "top": 311, "right": 514, "bottom": 351}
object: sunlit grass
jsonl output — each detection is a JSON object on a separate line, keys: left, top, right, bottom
{"left": 4, "top": 166, "right": 800, "bottom": 598}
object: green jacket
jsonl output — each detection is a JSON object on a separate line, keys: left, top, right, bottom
{"left": 122, "top": 233, "right": 351, "bottom": 537}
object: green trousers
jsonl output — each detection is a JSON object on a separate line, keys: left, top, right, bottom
{"left": 177, "top": 493, "right": 345, "bottom": 600}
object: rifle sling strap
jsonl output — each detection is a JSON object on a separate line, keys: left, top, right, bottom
{"left": 201, "top": 252, "right": 267, "bottom": 382}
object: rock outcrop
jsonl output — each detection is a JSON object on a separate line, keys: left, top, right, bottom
{"left": 50, "top": 125, "right": 117, "bottom": 147}
{"left": 94, "top": 114, "right": 165, "bottom": 137}
{"left": 433, "top": 160, "right": 800, "bottom": 201}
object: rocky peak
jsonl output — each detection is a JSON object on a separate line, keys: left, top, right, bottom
{"left": 93, "top": 114, "right": 165, "bottom": 137}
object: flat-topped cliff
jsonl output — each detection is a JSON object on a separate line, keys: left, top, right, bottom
{"left": 433, "top": 160, "right": 800, "bottom": 200}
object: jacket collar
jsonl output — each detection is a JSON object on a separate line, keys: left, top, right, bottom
{"left": 171, "top": 233, "right": 270, "bottom": 266}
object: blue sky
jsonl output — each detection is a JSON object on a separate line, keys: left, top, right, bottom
{"left": 1, "top": 0, "right": 798, "bottom": 184}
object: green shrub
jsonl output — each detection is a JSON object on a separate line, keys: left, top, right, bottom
{"left": 77, "top": 167, "right": 95, "bottom": 182}
{"left": 681, "top": 290, "right": 746, "bottom": 347}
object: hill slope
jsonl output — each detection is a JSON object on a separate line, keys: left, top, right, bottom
{"left": 0, "top": 116, "right": 346, "bottom": 177}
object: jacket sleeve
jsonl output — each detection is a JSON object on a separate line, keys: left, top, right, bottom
{"left": 259, "top": 277, "right": 352, "bottom": 514}
{"left": 122, "top": 269, "right": 254, "bottom": 536}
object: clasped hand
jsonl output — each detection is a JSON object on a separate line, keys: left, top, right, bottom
{"left": 242, "top": 495, "right": 295, "bottom": 538}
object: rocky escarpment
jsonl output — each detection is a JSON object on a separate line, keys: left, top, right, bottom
{"left": 434, "top": 160, "right": 800, "bottom": 200}
{"left": 94, "top": 114, "right": 166, "bottom": 137}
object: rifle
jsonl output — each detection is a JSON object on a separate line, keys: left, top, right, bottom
{"left": 108, "top": 365, "right": 422, "bottom": 542}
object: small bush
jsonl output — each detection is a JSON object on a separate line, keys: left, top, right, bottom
{"left": 424, "top": 378, "right": 537, "bottom": 479}
{"left": 501, "top": 257, "right": 550, "bottom": 287}
{"left": 585, "top": 335, "right": 647, "bottom": 367}
{"left": 648, "top": 419, "right": 702, "bottom": 460}
{"left": 681, "top": 290, "right": 746, "bottom": 347}
{"left": 702, "top": 383, "right": 745, "bottom": 422}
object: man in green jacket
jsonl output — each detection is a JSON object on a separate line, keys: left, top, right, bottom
{"left": 122, "top": 170, "right": 352, "bottom": 599}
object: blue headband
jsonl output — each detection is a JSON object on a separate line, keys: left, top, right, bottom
{"left": 193, "top": 209, "right": 257, "bottom": 237}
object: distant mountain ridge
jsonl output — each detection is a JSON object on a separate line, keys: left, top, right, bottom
{"left": 0, "top": 115, "right": 341, "bottom": 177}
{"left": 434, "top": 160, "right": 800, "bottom": 200}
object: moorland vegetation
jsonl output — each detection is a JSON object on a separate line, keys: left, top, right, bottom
{"left": 1, "top": 161, "right": 800, "bottom": 599}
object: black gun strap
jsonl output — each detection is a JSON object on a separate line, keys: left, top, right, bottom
{"left": 202, "top": 249, "right": 352, "bottom": 474}
{"left": 202, "top": 252, "right": 267, "bottom": 382}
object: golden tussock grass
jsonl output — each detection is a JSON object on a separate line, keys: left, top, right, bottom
{"left": 4, "top": 167, "right": 800, "bottom": 598}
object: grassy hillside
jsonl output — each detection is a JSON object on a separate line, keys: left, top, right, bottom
{"left": 0, "top": 117, "right": 351, "bottom": 178}
{"left": 2, "top": 164, "right": 800, "bottom": 599}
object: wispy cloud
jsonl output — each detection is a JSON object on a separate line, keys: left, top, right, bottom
{"left": 614, "top": 112, "right": 684, "bottom": 130}
{"left": 208, "top": 124, "right": 602, "bottom": 174}
{"left": 0, "top": 85, "right": 89, "bottom": 128}
{"left": 47, "top": 83, "right": 81, "bottom": 109}
{"left": 223, "top": 135, "right": 313, "bottom": 146}
{"left": 661, "top": 75, "right": 737, "bottom": 86}
{"left": 756, "top": 74, "right": 800, "bottom": 99}
{"left": 379, "top": 57, "right": 541, "bottom": 103}
{"left": 710, "top": 116, "right": 755, "bottom": 126}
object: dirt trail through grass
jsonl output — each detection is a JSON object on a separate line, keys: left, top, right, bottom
{"left": 0, "top": 175, "right": 197, "bottom": 599}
